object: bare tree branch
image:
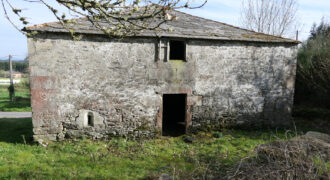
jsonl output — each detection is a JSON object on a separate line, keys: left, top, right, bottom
{"left": 240, "top": 0, "right": 298, "bottom": 37}
{"left": 1, "top": 0, "right": 207, "bottom": 38}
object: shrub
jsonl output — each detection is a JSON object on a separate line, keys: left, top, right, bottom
{"left": 295, "top": 19, "right": 330, "bottom": 107}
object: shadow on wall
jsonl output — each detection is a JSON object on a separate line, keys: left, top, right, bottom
{"left": 0, "top": 118, "right": 33, "bottom": 144}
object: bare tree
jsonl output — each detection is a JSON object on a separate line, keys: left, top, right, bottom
{"left": 1, "top": 0, "right": 207, "bottom": 38}
{"left": 240, "top": 0, "right": 298, "bottom": 37}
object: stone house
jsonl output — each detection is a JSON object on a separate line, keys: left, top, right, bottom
{"left": 25, "top": 10, "right": 299, "bottom": 141}
{"left": 12, "top": 72, "right": 23, "bottom": 79}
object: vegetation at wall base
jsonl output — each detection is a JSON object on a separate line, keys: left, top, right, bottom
{"left": 0, "top": 118, "right": 291, "bottom": 179}
{"left": 0, "top": 114, "right": 328, "bottom": 179}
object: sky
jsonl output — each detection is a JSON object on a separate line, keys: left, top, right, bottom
{"left": 0, "top": 0, "right": 329, "bottom": 60}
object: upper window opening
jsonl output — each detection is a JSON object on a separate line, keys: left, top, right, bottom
{"left": 170, "top": 40, "right": 185, "bottom": 61}
{"left": 87, "top": 112, "right": 94, "bottom": 126}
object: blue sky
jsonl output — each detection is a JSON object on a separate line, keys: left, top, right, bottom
{"left": 0, "top": 0, "right": 329, "bottom": 60}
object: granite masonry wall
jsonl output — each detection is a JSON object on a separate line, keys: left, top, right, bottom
{"left": 28, "top": 33, "right": 297, "bottom": 141}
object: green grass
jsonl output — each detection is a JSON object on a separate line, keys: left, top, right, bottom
{"left": 0, "top": 77, "right": 23, "bottom": 80}
{"left": 0, "top": 118, "right": 291, "bottom": 179}
{"left": 293, "top": 106, "right": 330, "bottom": 133}
{"left": 0, "top": 98, "right": 327, "bottom": 179}
{"left": 0, "top": 118, "right": 33, "bottom": 143}
{"left": 0, "top": 86, "right": 31, "bottom": 112}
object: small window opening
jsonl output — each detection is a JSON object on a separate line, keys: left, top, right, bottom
{"left": 169, "top": 40, "right": 185, "bottom": 61}
{"left": 162, "top": 94, "right": 186, "bottom": 136}
{"left": 87, "top": 112, "right": 94, "bottom": 126}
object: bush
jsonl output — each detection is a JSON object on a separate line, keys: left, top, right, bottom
{"left": 295, "top": 19, "right": 330, "bottom": 107}
{"left": 227, "top": 136, "right": 330, "bottom": 179}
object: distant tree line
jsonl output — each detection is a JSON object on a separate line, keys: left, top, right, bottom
{"left": 0, "top": 60, "right": 28, "bottom": 73}
{"left": 295, "top": 19, "right": 330, "bottom": 108}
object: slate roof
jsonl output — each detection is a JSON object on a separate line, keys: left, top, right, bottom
{"left": 25, "top": 10, "right": 299, "bottom": 44}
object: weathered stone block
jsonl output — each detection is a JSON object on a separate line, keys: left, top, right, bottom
{"left": 187, "top": 96, "right": 202, "bottom": 106}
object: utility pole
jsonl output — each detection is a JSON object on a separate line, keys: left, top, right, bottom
{"left": 9, "top": 55, "right": 13, "bottom": 86}
{"left": 296, "top": 30, "right": 299, "bottom": 41}
{"left": 8, "top": 55, "right": 14, "bottom": 102}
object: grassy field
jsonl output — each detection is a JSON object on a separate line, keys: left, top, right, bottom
{"left": 0, "top": 109, "right": 328, "bottom": 179}
{"left": 0, "top": 83, "right": 31, "bottom": 112}
{"left": 0, "top": 117, "right": 298, "bottom": 179}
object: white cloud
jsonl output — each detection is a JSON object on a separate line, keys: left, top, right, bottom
{"left": 182, "top": 0, "right": 242, "bottom": 26}
{"left": 206, "top": 0, "right": 243, "bottom": 8}
{"left": 299, "top": 0, "right": 330, "bottom": 8}
{"left": 296, "top": 0, "right": 330, "bottom": 40}
{"left": 183, "top": 8, "right": 240, "bottom": 26}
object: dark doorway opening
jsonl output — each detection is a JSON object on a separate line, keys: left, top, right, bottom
{"left": 162, "top": 94, "right": 186, "bottom": 136}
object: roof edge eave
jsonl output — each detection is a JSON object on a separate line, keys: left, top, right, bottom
{"left": 23, "top": 28, "right": 300, "bottom": 44}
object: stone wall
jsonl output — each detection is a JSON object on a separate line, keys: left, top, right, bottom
{"left": 28, "top": 33, "right": 297, "bottom": 141}
{"left": 189, "top": 40, "right": 297, "bottom": 129}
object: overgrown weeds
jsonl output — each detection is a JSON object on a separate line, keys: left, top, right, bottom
{"left": 227, "top": 136, "right": 330, "bottom": 179}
